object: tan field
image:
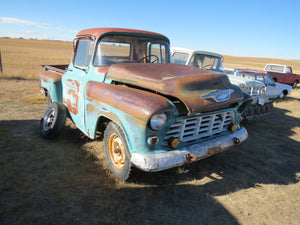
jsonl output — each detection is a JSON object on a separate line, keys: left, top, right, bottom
{"left": 0, "top": 38, "right": 299, "bottom": 225}
{"left": 223, "top": 55, "right": 300, "bottom": 74}
{"left": 1, "top": 37, "right": 299, "bottom": 79}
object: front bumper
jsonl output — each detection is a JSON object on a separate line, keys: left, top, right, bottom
{"left": 131, "top": 127, "right": 248, "bottom": 172}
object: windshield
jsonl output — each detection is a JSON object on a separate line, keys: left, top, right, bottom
{"left": 172, "top": 52, "right": 189, "bottom": 64}
{"left": 93, "top": 34, "right": 170, "bottom": 66}
{"left": 239, "top": 72, "right": 256, "bottom": 79}
{"left": 238, "top": 72, "right": 275, "bottom": 85}
{"left": 189, "top": 54, "right": 224, "bottom": 73}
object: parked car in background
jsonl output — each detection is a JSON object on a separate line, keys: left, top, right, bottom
{"left": 264, "top": 64, "right": 300, "bottom": 88}
{"left": 171, "top": 48, "right": 270, "bottom": 119}
{"left": 227, "top": 68, "right": 292, "bottom": 99}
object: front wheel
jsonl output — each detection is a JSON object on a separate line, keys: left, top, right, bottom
{"left": 40, "top": 102, "right": 67, "bottom": 139}
{"left": 104, "top": 122, "right": 131, "bottom": 181}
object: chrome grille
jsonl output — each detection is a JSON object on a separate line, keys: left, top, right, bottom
{"left": 164, "top": 111, "right": 234, "bottom": 143}
{"left": 246, "top": 86, "right": 265, "bottom": 96}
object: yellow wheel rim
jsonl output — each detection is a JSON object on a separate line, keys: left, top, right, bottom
{"left": 108, "top": 133, "right": 126, "bottom": 170}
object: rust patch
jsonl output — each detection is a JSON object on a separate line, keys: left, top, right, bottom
{"left": 185, "top": 153, "right": 196, "bottom": 163}
{"left": 207, "top": 146, "right": 222, "bottom": 156}
{"left": 105, "top": 63, "right": 244, "bottom": 114}
{"left": 40, "top": 71, "right": 62, "bottom": 83}
{"left": 77, "top": 28, "right": 167, "bottom": 41}
{"left": 87, "top": 104, "right": 96, "bottom": 112}
{"left": 97, "top": 66, "right": 110, "bottom": 74}
{"left": 63, "top": 79, "right": 80, "bottom": 115}
{"left": 85, "top": 81, "right": 174, "bottom": 121}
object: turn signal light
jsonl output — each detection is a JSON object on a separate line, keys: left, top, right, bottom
{"left": 230, "top": 124, "right": 238, "bottom": 132}
{"left": 168, "top": 137, "right": 180, "bottom": 149}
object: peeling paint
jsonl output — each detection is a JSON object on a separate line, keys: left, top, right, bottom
{"left": 63, "top": 79, "right": 80, "bottom": 115}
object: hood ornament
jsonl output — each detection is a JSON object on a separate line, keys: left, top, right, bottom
{"left": 202, "top": 89, "right": 234, "bottom": 102}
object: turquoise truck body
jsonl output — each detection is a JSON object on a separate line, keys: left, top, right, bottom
{"left": 39, "top": 28, "right": 252, "bottom": 180}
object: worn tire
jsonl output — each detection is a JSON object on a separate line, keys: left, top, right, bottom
{"left": 292, "top": 81, "right": 297, "bottom": 89}
{"left": 104, "top": 122, "right": 131, "bottom": 181}
{"left": 40, "top": 102, "right": 67, "bottom": 139}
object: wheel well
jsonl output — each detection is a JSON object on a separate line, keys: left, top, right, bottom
{"left": 283, "top": 89, "right": 288, "bottom": 95}
{"left": 95, "top": 116, "right": 111, "bottom": 139}
{"left": 41, "top": 88, "right": 48, "bottom": 97}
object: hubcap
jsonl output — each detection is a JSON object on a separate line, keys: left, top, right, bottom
{"left": 43, "top": 109, "right": 55, "bottom": 131}
{"left": 108, "top": 133, "right": 125, "bottom": 170}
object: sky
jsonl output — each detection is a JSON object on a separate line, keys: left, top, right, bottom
{"left": 0, "top": 0, "right": 299, "bottom": 60}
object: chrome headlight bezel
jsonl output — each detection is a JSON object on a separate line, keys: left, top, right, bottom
{"left": 149, "top": 113, "right": 167, "bottom": 130}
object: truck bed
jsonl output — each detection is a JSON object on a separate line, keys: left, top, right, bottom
{"left": 42, "top": 64, "right": 68, "bottom": 75}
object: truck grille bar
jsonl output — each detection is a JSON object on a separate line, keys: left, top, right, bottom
{"left": 164, "top": 111, "right": 234, "bottom": 143}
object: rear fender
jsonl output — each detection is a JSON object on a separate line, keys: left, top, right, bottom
{"left": 40, "top": 71, "right": 63, "bottom": 103}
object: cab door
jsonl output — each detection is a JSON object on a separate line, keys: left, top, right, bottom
{"left": 62, "top": 37, "right": 94, "bottom": 133}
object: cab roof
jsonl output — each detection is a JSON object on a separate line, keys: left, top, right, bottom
{"left": 171, "top": 47, "right": 223, "bottom": 58}
{"left": 77, "top": 28, "right": 169, "bottom": 42}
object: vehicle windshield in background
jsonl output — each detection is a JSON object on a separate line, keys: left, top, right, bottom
{"left": 93, "top": 35, "right": 170, "bottom": 66}
{"left": 239, "top": 72, "right": 276, "bottom": 85}
{"left": 188, "top": 54, "right": 224, "bottom": 73}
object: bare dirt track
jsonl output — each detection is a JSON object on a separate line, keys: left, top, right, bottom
{"left": 0, "top": 79, "right": 300, "bottom": 225}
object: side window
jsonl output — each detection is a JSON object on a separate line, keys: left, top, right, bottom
{"left": 173, "top": 52, "right": 189, "bottom": 64}
{"left": 147, "top": 43, "right": 168, "bottom": 63}
{"left": 74, "top": 39, "right": 94, "bottom": 67}
{"left": 270, "top": 65, "right": 284, "bottom": 72}
{"left": 286, "top": 67, "right": 292, "bottom": 73}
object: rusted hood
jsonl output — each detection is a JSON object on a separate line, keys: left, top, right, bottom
{"left": 106, "top": 63, "right": 244, "bottom": 114}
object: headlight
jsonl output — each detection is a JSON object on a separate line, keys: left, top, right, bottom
{"left": 150, "top": 113, "right": 167, "bottom": 130}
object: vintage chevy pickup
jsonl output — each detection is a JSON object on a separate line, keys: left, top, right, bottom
{"left": 264, "top": 64, "right": 300, "bottom": 88}
{"left": 171, "top": 48, "right": 271, "bottom": 119}
{"left": 39, "top": 28, "right": 252, "bottom": 181}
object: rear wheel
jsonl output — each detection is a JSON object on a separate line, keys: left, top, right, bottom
{"left": 280, "top": 90, "right": 288, "bottom": 99}
{"left": 292, "top": 81, "right": 297, "bottom": 89}
{"left": 104, "top": 122, "right": 131, "bottom": 181}
{"left": 40, "top": 102, "right": 67, "bottom": 139}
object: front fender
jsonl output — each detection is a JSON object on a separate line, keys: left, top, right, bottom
{"left": 86, "top": 81, "right": 175, "bottom": 121}
{"left": 85, "top": 81, "right": 176, "bottom": 153}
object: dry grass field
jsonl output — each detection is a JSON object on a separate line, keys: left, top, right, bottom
{"left": 0, "top": 38, "right": 299, "bottom": 225}
{"left": 223, "top": 55, "right": 300, "bottom": 74}
{"left": 0, "top": 38, "right": 72, "bottom": 79}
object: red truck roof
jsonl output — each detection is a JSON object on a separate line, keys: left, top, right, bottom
{"left": 77, "top": 28, "right": 168, "bottom": 40}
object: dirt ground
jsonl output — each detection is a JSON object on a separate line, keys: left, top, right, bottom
{"left": 0, "top": 79, "right": 300, "bottom": 225}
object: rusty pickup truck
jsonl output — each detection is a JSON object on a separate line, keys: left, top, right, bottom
{"left": 264, "top": 64, "right": 300, "bottom": 88}
{"left": 39, "top": 28, "right": 252, "bottom": 181}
